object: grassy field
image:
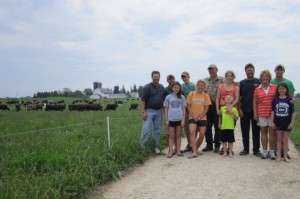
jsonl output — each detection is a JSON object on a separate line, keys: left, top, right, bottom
{"left": 0, "top": 97, "right": 167, "bottom": 199}
{"left": 0, "top": 97, "right": 299, "bottom": 198}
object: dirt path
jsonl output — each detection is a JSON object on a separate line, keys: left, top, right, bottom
{"left": 88, "top": 121, "right": 300, "bottom": 199}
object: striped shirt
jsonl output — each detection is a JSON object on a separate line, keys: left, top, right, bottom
{"left": 254, "top": 84, "right": 277, "bottom": 117}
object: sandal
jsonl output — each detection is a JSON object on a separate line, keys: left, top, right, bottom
{"left": 167, "top": 154, "right": 173, "bottom": 158}
{"left": 176, "top": 152, "right": 184, "bottom": 156}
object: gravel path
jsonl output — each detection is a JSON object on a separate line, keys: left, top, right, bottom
{"left": 88, "top": 121, "right": 300, "bottom": 199}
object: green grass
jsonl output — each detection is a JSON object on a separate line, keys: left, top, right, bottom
{"left": 290, "top": 102, "right": 300, "bottom": 150}
{"left": 0, "top": 97, "right": 167, "bottom": 199}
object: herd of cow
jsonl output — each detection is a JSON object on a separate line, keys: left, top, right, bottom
{"left": 0, "top": 99, "right": 139, "bottom": 112}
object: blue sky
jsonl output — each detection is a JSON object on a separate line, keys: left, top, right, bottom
{"left": 0, "top": 0, "right": 300, "bottom": 98}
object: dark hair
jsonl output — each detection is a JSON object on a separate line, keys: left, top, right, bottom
{"left": 276, "top": 82, "right": 289, "bottom": 97}
{"left": 245, "top": 63, "right": 255, "bottom": 70}
{"left": 151, "top": 71, "right": 160, "bottom": 77}
{"left": 171, "top": 81, "right": 182, "bottom": 98}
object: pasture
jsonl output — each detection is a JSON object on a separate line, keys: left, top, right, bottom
{"left": 0, "top": 97, "right": 165, "bottom": 199}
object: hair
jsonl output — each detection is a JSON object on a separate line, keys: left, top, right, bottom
{"left": 151, "top": 70, "right": 160, "bottom": 77}
{"left": 259, "top": 70, "right": 272, "bottom": 82}
{"left": 196, "top": 79, "right": 206, "bottom": 87}
{"left": 276, "top": 82, "right": 289, "bottom": 97}
{"left": 171, "top": 81, "right": 182, "bottom": 98}
{"left": 224, "top": 70, "right": 236, "bottom": 82}
{"left": 245, "top": 63, "right": 255, "bottom": 70}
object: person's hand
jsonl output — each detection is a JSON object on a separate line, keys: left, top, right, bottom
{"left": 271, "top": 122, "right": 276, "bottom": 129}
{"left": 181, "top": 120, "right": 185, "bottom": 127}
{"left": 239, "top": 109, "right": 244, "bottom": 118}
{"left": 142, "top": 112, "right": 147, "bottom": 121}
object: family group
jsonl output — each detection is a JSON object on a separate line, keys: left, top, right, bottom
{"left": 139, "top": 64, "right": 295, "bottom": 163}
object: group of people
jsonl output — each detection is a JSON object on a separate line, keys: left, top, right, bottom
{"left": 139, "top": 64, "right": 296, "bottom": 163}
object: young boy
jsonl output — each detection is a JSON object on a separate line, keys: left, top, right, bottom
{"left": 219, "top": 95, "right": 239, "bottom": 157}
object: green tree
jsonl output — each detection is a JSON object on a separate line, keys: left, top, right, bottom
{"left": 84, "top": 88, "right": 93, "bottom": 96}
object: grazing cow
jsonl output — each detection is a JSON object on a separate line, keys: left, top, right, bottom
{"left": 26, "top": 104, "right": 43, "bottom": 111}
{"left": 0, "top": 104, "right": 10, "bottom": 111}
{"left": 43, "top": 104, "right": 66, "bottom": 111}
{"left": 69, "top": 104, "right": 102, "bottom": 111}
{"left": 129, "top": 103, "right": 139, "bottom": 111}
{"left": 15, "top": 104, "right": 21, "bottom": 111}
{"left": 104, "top": 103, "right": 118, "bottom": 111}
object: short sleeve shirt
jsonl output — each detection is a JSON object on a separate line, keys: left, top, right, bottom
{"left": 220, "top": 106, "right": 239, "bottom": 130}
{"left": 254, "top": 84, "right": 277, "bottom": 117}
{"left": 270, "top": 78, "right": 296, "bottom": 95}
{"left": 187, "top": 91, "right": 211, "bottom": 120}
{"left": 181, "top": 82, "right": 196, "bottom": 98}
{"left": 272, "top": 97, "right": 295, "bottom": 128}
{"left": 163, "top": 94, "right": 187, "bottom": 121}
{"left": 141, "top": 82, "right": 164, "bottom": 109}
{"left": 204, "top": 76, "right": 224, "bottom": 104}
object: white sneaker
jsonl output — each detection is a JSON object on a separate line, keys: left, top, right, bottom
{"left": 261, "top": 150, "right": 268, "bottom": 159}
{"left": 155, "top": 148, "right": 161, "bottom": 155}
{"left": 269, "top": 150, "right": 276, "bottom": 160}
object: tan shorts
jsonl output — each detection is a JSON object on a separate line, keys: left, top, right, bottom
{"left": 258, "top": 117, "right": 272, "bottom": 127}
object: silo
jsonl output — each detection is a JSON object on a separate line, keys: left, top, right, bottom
{"left": 93, "top": 82, "right": 102, "bottom": 90}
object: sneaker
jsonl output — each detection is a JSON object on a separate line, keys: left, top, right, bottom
{"left": 253, "top": 151, "right": 262, "bottom": 157}
{"left": 269, "top": 150, "right": 276, "bottom": 160}
{"left": 261, "top": 150, "right": 268, "bottom": 159}
{"left": 213, "top": 147, "right": 220, "bottom": 153}
{"left": 202, "top": 145, "right": 213, "bottom": 152}
{"left": 155, "top": 148, "right": 162, "bottom": 155}
{"left": 239, "top": 150, "right": 249, "bottom": 155}
{"left": 183, "top": 144, "right": 192, "bottom": 153}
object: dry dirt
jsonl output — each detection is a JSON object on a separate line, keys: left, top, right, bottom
{"left": 87, "top": 121, "right": 300, "bottom": 199}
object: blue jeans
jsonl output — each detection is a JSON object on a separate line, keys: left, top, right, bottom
{"left": 140, "top": 109, "right": 163, "bottom": 148}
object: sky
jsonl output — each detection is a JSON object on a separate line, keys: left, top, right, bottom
{"left": 0, "top": 0, "right": 300, "bottom": 98}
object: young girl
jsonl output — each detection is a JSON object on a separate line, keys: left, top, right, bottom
{"left": 219, "top": 95, "right": 239, "bottom": 157}
{"left": 187, "top": 80, "right": 211, "bottom": 159}
{"left": 271, "top": 83, "right": 295, "bottom": 163}
{"left": 164, "top": 81, "right": 187, "bottom": 158}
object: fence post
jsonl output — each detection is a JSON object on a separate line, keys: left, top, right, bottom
{"left": 107, "top": 116, "right": 111, "bottom": 149}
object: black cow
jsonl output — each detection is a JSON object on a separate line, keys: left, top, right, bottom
{"left": 104, "top": 103, "right": 118, "bottom": 111}
{"left": 43, "top": 104, "right": 66, "bottom": 111}
{"left": 129, "top": 103, "right": 139, "bottom": 110}
{"left": 0, "top": 104, "right": 10, "bottom": 111}
{"left": 15, "top": 104, "right": 21, "bottom": 111}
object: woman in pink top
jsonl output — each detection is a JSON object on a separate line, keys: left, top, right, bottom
{"left": 253, "top": 70, "right": 277, "bottom": 159}
{"left": 216, "top": 70, "right": 240, "bottom": 116}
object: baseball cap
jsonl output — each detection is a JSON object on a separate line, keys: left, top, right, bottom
{"left": 181, "top": 71, "right": 189, "bottom": 77}
{"left": 167, "top": 74, "right": 175, "bottom": 80}
{"left": 208, "top": 64, "right": 218, "bottom": 70}
{"left": 275, "top": 64, "right": 285, "bottom": 71}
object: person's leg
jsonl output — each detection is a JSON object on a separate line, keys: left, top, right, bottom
{"left": 153, "top": 110, "right": 163, "bottom": 149}
{"left": 222, "top": 142, "right": 227, "bottom": 157}
{"left": 203, "top": 106, "right": 213, "bottom": 151}
{"left": 212, "top": 107, "right": 221, "bottom": 151}
{"left": 167, "top": 126, "right": 175, "bottom": 158}
{"left": 183, "top": 110, "right": 192, "bottom": 152}
{"left": 175, "top": 125, "right": 183, "bottom": 156}
{"left": 196, "top": 126, "right": 206, "bottom": 154}
{"left": 228, "top": 143, "right": 233, "bottom": 158}
{"left": 251, "top": 114, "right": 261, "bottom": 154}
{"left": 188, "top": 123, "right": 198, "bottom": 158}
{"left": 283, "top": 131, "right": 291, "bottom": 163}
{"left": 260, "top": 125, "right": 269, "bottom": 159}
{"left": 268, "top": 125, "right": 276, "bottom": 159}
{"left": 276, "top": 130, "right": 283, "bottom": 162}
{"left": 140, "top": 110, "right": 154, "bottom": 148}
{"left": 240, "top": 112, "right": 250, "bottom": 154}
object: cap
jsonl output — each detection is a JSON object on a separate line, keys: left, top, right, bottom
{"left": 167, "top": 74, "right": 175, "bottom": 80}
{"left": 208, "top": 64, "right": 218, "bottom": 70}
{"left": 275, "top": 64, "right": 285, "bottom": 71}
{"left": 181, "top": 71, "right": 189, "bottom": 77}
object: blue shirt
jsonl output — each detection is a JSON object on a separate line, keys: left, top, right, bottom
{"left": 272, "top": 97, "right": 294, "bottom": 128}
{"left": 142, "top": 82, "right": 164, "bottom": 109}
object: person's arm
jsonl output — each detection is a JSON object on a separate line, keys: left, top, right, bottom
{"left": 271, "top": 111, "right": 276, "bottom": 129}
{"left": 215, "top": 84, "right": 221, "bottom": 115}
{"left": 227, "top": 85, "right": 240, "bottom": 114}
{"left": 164, "top": 106, "right": 169, "bottom": 126}
{"left": 289, "top": 112, "right": 296, "bottom": 129}
{"left": 253, "top": 95, "right": 258, "bottom": 121}
{"left": 140, "top": 101, "right": 147, "bottom": 121}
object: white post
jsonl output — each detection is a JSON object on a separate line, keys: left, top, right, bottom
{"left": 107, "top": 116, "right": 111, "bottom": 148}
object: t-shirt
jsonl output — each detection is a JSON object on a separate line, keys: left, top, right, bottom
{"left": 270, "top": 78, "right": 296, "bottom": 95}
{"left": 220, "top": 106, "right": 239, "bottom": 130}
{"left": 204, "top": 76, "right": 224, "bottom": 104}
{"left": 272, "top": 97, "right": 295, "bottom": 128}
{"left": 239, "top": 78, "right": 260, "bottom": 113}
{"left": 163, "top": 93, "right": 187, "bottom": 121}
{"left": 254, "top": 84, "right": 277, "bottom": 117}
{"left": 163, "top": 86, "right": 172, "bottom": 100}
{"left": 187, "top": 91, "right": 211, "bottom": 120}
{"left": 181, "top": 82, "right": 196, "bottom": 98}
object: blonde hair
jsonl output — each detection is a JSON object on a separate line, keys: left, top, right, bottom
{"left": 259, "top": 70, "right": 272, "bottom": 82}
{"left": 225, "top": 70, "right": 236, "bottom": 79}
{"left": 196, "top": 79, "right": 206, "bottom": 87}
